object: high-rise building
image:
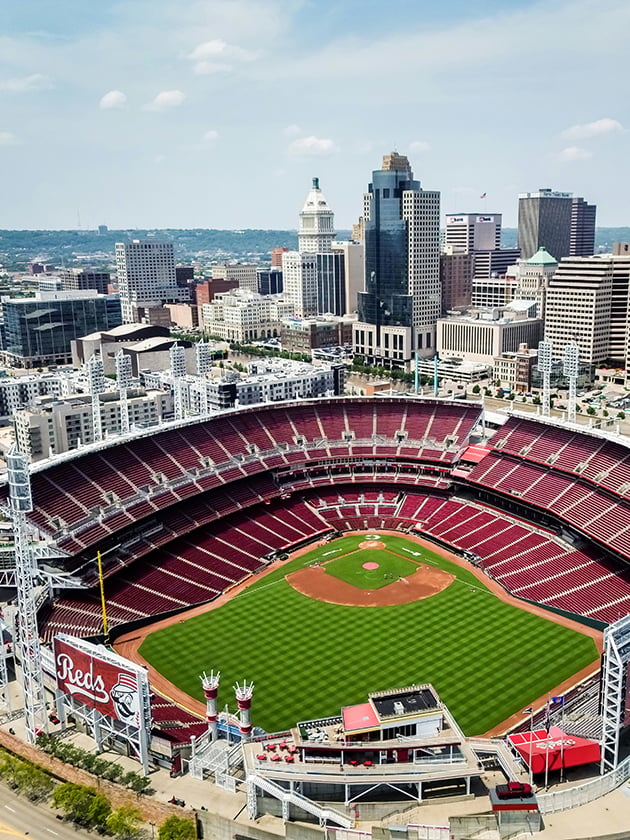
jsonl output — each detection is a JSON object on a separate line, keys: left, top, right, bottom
{"left": 115, "top": 240, "right": 189, "bottom": 323}
{"left": 543, "top": 257, "right": 613, "bottom": 365}
{"left": 298, "top": 177, "right": 335, "bottom": 253}
{"left": 353, "top": 152, "right": 440, "bottom": 365}
{"left": 444, "top": 213, "right": 501, "bottom": 253}
{"left": 257, "top": 267, "right": 283, "bottom": 296}
{"left": 518, "top": 188, "right": 596, "bottom": 261}
{"left": 570, "top": 197, "right": 597, "bottom": 257}
{"left": 440, "top": 253, "right": 473, "bottom": 312}
{"left": 60, "top": 268, "right": 111, "bottom": 295}
{"left": 331, "top": 240, "right": 365, "bottom": 315}
{"left": 1, "top": 290, "right": 122, "bottom": 368}
{"left": 211, "top": 263, "right": 258, "bottom": 292}
{"left": 282, "top": 178, "right": 346, "bottom": 317}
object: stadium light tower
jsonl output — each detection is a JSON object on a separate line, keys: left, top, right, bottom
{"left": 537, "top": 340, "right": 553, "bottom": 417}
{"left": 170, "top": 343, "right": 187, "bottom": 421}
{"left": 563, "top": 342, "right": 580, "bottom": 424}
{"left": 234, "top": 680, "right": 254, "bottom": 742}
{"left": 115, "top": 350, "right": 133, "bottom": 435}
{"left": 195, "top": 341, "right": 213, "bottom": 418}
{"left": 201, "top": 670, "right": 221, "bottom": 741}
{"left": 6, "top": 446, "right": 47, "bottom": 743}
{"left": 87, "top": 353, "right": 106, "bottom": 443}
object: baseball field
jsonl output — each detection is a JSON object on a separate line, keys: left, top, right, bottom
{"left": 138, "top": 533, "right": 599, "bottom": 735}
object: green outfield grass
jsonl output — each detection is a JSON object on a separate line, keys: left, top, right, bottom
{"left": 323, "top": 545, "right": 419, "bottom": 589}
{"left": 139, "top": 533, "right": 598, "bottom": 735}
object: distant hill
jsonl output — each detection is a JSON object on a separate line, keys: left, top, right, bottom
{"left": 0, "top": 227, "right": 628, "bottom": 272}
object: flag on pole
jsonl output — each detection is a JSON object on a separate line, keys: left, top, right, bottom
{"left": 551, "top": 695, "right": 565, "bottom": 705}
{"left": 479, "top": 192, "right": 487, "bottom": 199}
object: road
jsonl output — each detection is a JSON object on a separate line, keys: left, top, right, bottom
{"left": 0, "top": 785, "right": 90, "bottom": 840}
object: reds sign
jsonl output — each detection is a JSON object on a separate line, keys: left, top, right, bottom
{"left": 55, "top": 636, "right": 142, "bottom": 729}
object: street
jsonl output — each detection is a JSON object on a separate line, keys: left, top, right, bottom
{"left": 0, "top": 785, "right": 89, "bottom": 840}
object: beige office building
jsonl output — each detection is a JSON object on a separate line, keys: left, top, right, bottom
{"left": 437, "top": 302, "right": 542, "bottom": 365}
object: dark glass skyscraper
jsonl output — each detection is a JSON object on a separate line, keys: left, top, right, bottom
{"left": 518, "top": 188, "right": 596, "bottom": 261}
{"left": 354, "top": 153, "right": 440, "bottom": 367}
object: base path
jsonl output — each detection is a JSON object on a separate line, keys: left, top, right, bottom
{"left": 287, "top": 563, "right": 454, "bottom": 606}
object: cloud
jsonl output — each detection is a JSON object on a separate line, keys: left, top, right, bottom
{"left": 287, "top": 136, "right": 337, "bottom": 157}
{"left": 562, "top": 117, "right": 623, "bottom": 140}
{"left": 284, "top": 124, "right": 302, "bottom": 137}
{"left": 409, "top": 140, "right": 431, "bottom": 153}
{"left": 99, "top": 90, "right": 127, "bottom": 110}
{"left": 0, "top": 73, "right": 53, "bottom": 93}
{"left": 0, "top": 131, "right": 18, "bottom": 146}
{"left": 144, "top": 90, "right": 186, "bottom": 111}
{"left": 188, "top": 38, "right": 255, "bottom": 74}
{"left": 203, "top": 129, "right": 219, "bottom": 141}
{"left": 559, "top": 146, "right": 593, "bottom": 162}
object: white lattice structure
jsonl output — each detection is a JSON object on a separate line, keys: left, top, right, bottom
{"left": 563, "top": 342, "right": 580, "bottom": 424}
{"left": 537, "top": 340, "right": 552, "bottom": 417}
{"left": 87, "top": 353, "right": 106, "bottom": 443}
{"left": 170, "top": 344, "right": 187, "bottom": 421}
{"left": 600, "top": 614, "right": 630, "bottom": 773}
{"left": 6, "top": 446, "right": 47, "bottom": 743}
{"left": 115, "top": 350, "right": 133, "bottom": 435}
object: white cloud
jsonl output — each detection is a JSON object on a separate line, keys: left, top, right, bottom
{"left": 99, "top": 90, "right": 127, "bottom": 110}
{"left": 559, "top": 146, "right": 593, "bottom": 162}
{"left": 562, "top": 117, "right": 623, "bottom": 140}
{"left": 287, "top": 136, "right": 337, "bottom": 157}
{"left": 203, "top": 129, "right": 219, "bottom": 141}
{"left": 284, "top": 124, "right": 302, "bottom": 137}
{"left": 409, "top": 140, "right": 431, "bottom": 153}
{"left": 144, "top": 90, "right": 186, "bottom": 111}
{"left": 188, "top": 38, "right": 255, "bottom": 74}
{"left": 0, "top": 131, "right": 18, "bottom": 146}
{"left": 0, "top": 73, "right": 53, "bottom": 93}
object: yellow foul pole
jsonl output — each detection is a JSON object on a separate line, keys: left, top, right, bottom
{"left": 97, "top": 550, "right": 109, "bottom": 644}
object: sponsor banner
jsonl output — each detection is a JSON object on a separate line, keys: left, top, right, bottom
{"left": 477, "top": 215, "right": 495, "bottom": 223}
{"left": 55, "top": 636, "right": 143, "bottom": 729}
{"left": 447, "top": 216, "right": 465, "bottom": 224}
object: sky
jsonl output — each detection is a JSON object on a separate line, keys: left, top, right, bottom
{"left": 0, "top": 0, "right": 628, "bottom": 230}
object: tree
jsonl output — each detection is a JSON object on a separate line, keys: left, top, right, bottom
{"left": 107, "top": 805, "right": 144, "bottom": 840}
{"left": 87, "top": 792, "right": 112, "bottom": 829}
{"left": 532, "top": 396, "right": 541, "bottom": 406}
{"left": 472, "top": 384, "right": 481, "bottom": 394}
{"left": 617, "top": 411, "right": 626, "bottom": 420}
{"left": 53, "top": 783, "right": 97, "bottom": 825}
{"left": 13, "top": 762, "right": 53, "bottom": 801}
{"left": 158, "top": 816, "right": 196, "bottom": 840}
{"left": 587, "top": 406, "right": 597, "bottom": 416}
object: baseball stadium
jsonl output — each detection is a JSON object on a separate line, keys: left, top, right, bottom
{"left": 6, "top": 396, "right": 630, "bottom": 832}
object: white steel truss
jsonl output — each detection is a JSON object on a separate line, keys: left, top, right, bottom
{"left": 601, "top": 614, "right": 630, "bottom": 773}
{"left": 7, "top": 446, "right": 47, "bottom": 743}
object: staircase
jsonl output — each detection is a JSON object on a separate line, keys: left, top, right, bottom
{"left": 248, "top": 773, "right": 354, "bottom": 828}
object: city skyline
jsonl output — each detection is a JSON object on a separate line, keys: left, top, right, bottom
{"left": 1, "top": 0, "right": 628, "bottom": 230}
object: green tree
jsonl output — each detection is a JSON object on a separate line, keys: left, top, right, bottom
{"left": 158, "top": 815, "right": 197, "bottom": 840}
{"left": 87, "top": 793, "right": 112, "bottom": 829}
{"left": 52, "top": 783, "right": 98, "bottom": 825}
{"left": 587, "top": 406, "right": 597, "bottom": 416}
{"left": 13, "top": 762, "right": 53, "bottom": 801}
{"left": 107, "top": 805, "right": 144, "bottom": 840}
{"left": 126, "top": 773, "right": 152, "bottom": 794}
{"left": 532, "top": 396, "right": 541, "bottom": 406}
{"left": 617, "top": 411, "right": 626, "bottom": 420}
{"left": 472, "top": 384, "right": 481, "bottom": 394}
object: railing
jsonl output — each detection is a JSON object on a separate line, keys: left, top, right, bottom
{"left": 537, "top": 754, "right": 630, "bottom": 814}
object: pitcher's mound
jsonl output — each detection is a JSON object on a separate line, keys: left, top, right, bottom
{"left": 287, "top": 563, "right": 455, "bottom": 607}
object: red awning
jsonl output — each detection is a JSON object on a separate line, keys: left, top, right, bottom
{"left": 508, "top": 727, "right": 601, "bottom": 774}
